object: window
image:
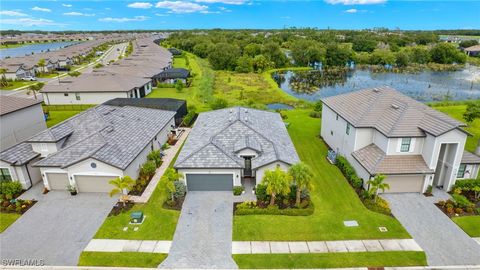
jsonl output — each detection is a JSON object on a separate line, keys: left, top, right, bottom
{"left": 64, "top": 93, "right": 69, "bottom": 96}
{"left": 346, "top": 123, "right": 351, "bottom": 135}
{"left": 457, "top": 164, "right": 466, "bottom": 178}
{"left": 0, "top": 168, "right": 12, "bottom": 182}
{"left": 400, "top": 138, "right": 411, "bottom": 152}
{"left": 90, "top": 162, "right": 97, "bottom": 169}
{"left": 336, "top": 114, "right": 339, "bottom": 121}
{"left": 75, "top": 93, "right": 80, "bottom": 100}
{"left": 330, "top": 130, "right": 334, "bottom": 136}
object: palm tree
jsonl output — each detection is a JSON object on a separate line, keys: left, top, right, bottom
{"left": 161, "top": 168, "right": 182, "bottom": 202}
{"left": 37, "top": 58, "right": 46, "bottom": 74}
{"left": 0, "top": 68, "right": 8, "bottom": 88}
{"left": 288, "top": 162, "right": 314, "bottom": 206}
{"left": 26, "top": 82, "right": 44, "bottom": 100}
{"left": 367, "top": 174, "right": 390, "bottom": 202}
{"left": 109, "top": 176, "right": 136, "bottom": 207}
{"left": 262, "top": 167, "right": 292, "bottom": 206}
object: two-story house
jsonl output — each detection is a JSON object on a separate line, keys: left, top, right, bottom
{"left": 321, "top": 86, "right": 480, "bottom": 193}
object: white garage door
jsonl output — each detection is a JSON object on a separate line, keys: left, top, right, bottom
{"left": 383, "top": 175, "right": 424, "bottom": 193}
{"left": 46, "top": 173, "right": 69, "bottom": 190}
{"left": 75, "top": 175, "right": 118, "bottom": 193}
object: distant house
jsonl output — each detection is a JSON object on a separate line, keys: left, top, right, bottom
{"left": 0, "top": 104, "right": 175, "bottom": 191}
{"left": 156, "top": 68, "right": 190, "bottom": 85}
{"left": 168, "top": 48, "right": 182, "bottom": 56}
{"left": 0, "top": 63, "right": 35, "bottom": 80}
{"left": 321, "top": 86, "right": 479, "bottom": 193}
{"left": 0, "top": 96, "right": 46, "bottom": 152}
{"left": 464, "top": 45, "right": 480, "bottom": 57}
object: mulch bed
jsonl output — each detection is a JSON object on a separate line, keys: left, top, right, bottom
{"left": 108, "top": 201, "right": 135, "bottom": 217}
{"left": 162, "top": 197, "right": 185, "bottom": 211}
{"left": 435, "top": 203, "right": 478, "bottom": 218}
{"left": 1, "top": 199, "right": 37, "bottom": 214}
{"left": 128, "top": 177, "right": 154, "bottom": 196}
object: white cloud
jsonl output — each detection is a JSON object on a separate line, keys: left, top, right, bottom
{"left": 1, "top": 18, "right": 63, "bottom": 26}
{"left": 62, "top": 3, "right": 72, "bottom": 7}
{"left": 194, "top": 0, "right": 246, "bottom": 4}
{"left": 0, "top": 10, "right": 28, "bottom": 16}
{"left": 280, "top": 16, "right": 291, "bottom": 19}
{"left": 325, "top": 0, "right": 385, "bottom": 5}
{"left": 345, "top": 8, "right": 357, "bottom": 13}
{"left": 31, "top": 6, "right": 52, "bottom": 12}
{"left": 128, "top": 2, "right": 153, "bottom": 9}
{"left": 98, "top": 15, "right": 148, "bottom": 23}
{"left": 155, "top": 1, "right": 208, "bottom": 13}
{"left": 155, "top": 13, "right": 169, "bottom": 16}
{"left": 63, "top": 12, "right": 95, "bottom": 16}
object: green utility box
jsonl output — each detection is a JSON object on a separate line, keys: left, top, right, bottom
{"left": 130, "top": 211, "right": 144, "bottom": 224}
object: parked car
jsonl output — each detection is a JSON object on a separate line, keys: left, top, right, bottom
{"left": 22, "top": 76, "right": 37, "bottom": 81}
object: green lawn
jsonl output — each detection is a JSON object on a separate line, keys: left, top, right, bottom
{"left": 453, "top": 216, "right": 480, "bottom": 237}
{"left": 433, "top": 103, "right": 480, "bottom": 153}
{"left": 46, "top": 111, "right": 83, "bottom": 127}
{"left": 0, "top": 213, "right": 21, "bottom": 233}
{"left": 0, "top": 81, "right": 37, "bottom": 90}
{"left": 78, "top": 252, "right": 167, "bottom": 268}
{"left": 36, "top": 73, "right": 61, "bottom": 79}
{"left": 233, "top": 252, "right": 427, "bottom": 269}
{"left": 233, "top": 109, "right": 411, "bottom": 241}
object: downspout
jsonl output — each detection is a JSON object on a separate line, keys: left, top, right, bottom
{"left": 25, "top": 164, "right": 33, "bottom": 189}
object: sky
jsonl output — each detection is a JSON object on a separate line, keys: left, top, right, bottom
{"left": 0, "top": 0, "right": 479, "bottom": 31}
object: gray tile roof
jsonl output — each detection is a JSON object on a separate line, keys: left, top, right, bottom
{"left": 461, "top": 150, "right": 480, "bottom": 164}
{"left": 0, "top": 143, "right": 40, "bottom": 165}
{"left": 352, "top": 144, "right": 433, "bottom": 175}
{"left": 29, "top": 105, "right": 175, "bottom": 169}
{"left": 175, "top": 107, "right": 300, "bottom": 169}
{"left": 0, "top": 96, "right": 42, "bottom": 116}
{"left": 322, "top": 86, "right": 466, "bottom": 138}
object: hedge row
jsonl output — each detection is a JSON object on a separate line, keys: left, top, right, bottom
{"left": 335, "top": 156, "right": 363, "bottom": 189}
{"left": 453, "top": 179, "right": 480, "bottom": 191}
{"left": 235, "top": 203, "right": 314, "bottom": 216}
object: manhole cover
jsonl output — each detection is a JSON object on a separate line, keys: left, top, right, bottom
{"left": 343, "top": 220, "right": 359, "bottom": 227}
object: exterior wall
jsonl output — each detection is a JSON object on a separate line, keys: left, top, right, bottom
{"left": 372, "top": 130, "right": 388, "bottom": 151}
{"left": 31, "top": 142, "right": 58, "bottom": 157}
{"left": 386, "top": 137, "right": 424, "bottom": 155}
{"left": 354, "top": 128, "right": 374, "bottom": 151}
{"left": 0, "top": 104, "right": 47, "bottom": 151}
{"left": 321, "top": 104, "right": 356, "bottom": 156}
{"left": 349, "top": 157, "right": 372, "bottom": 188}
{"left": 4, "top": 73, "right": 17, "bottom": 80}
{"left": 255, "top": 161, "right": 290, "bottom": 186}
{"left": 177, "top": 168, "right": 242, "bottom": 187}
{"left": 42, "top": 91, "right": 130, "bottom": 105}
{"left": 144, "top": 82, "right": 152, "bottom": 95}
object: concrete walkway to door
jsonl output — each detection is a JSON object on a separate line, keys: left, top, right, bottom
{"left": 158, "top": 191, "right": 237, "bottom": 269}
{"left": 382, "top": 193, "right": 480, "bottom": 266}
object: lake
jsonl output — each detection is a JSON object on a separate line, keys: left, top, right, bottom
{"left": 272, "top": 65, "right": 480, "bottom": 101}
{"left": 0, "top": 41, "right": 81, "bottom": 59}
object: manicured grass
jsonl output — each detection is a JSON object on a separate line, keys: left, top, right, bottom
{"left": 36, "top": 73, "right": 61, "bottom": 78}
{"left": 233, "top": 252, "right": 427, "bottom": 269}
{"left": 0, "top": 213, "right": 21, "bottom": 233}
{"left": 78, "top": 252, "right": 167, "bottom": 268}
{"left": 452, "top": 216, "right": 480, "bottom": 237}
{"left": 233, "top": 109, "right": 411, "bottom": 241}
{"left": 433, "top": 103, "right": 480, "bottom": 153}
{"left": 46, "top": 111, "right": 82, "bottom": 127}
{"left": 0, "top": 43, "right": 26, "bottom": 49}
{"left": 0, "top": 81, "right": 37, "bottom": 90}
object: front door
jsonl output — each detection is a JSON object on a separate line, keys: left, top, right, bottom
{"left": 244, "top": 157, "right": 252, "bottom": 177}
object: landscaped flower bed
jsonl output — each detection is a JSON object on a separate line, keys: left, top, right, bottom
{"left": 436, "top": 179, "right": 480, "bottom": 218}
{"left": 0, "top": 181, "right": 37, "bottom": 215}
{"left": 108, "top": 201, "right": 134, "bottom": 217}
{"left": 128, "top": 150, "right": 164, "bottom": 196}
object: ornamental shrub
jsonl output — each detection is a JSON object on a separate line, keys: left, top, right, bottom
{"left": 451, "top": 193, "right": 474, "bottom": 208}
{"left": 235, "top": 202, "right": 314, "bottom": 216}
{"left": 172, "top": 181, "right": 186, "bottom": 200}
{"left": 233, "top": 186, "right": 244, "bottom": 196}
{"left": 255, "top": 184, "right": 269, "bottom": 201}
{"left": 0, "top": 181, "right": 23, "bottom": 197}
{"left": 453, "top": 179, "right": 480, "bottom": 191}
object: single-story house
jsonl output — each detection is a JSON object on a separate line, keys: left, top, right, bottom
{"left": 0, "top": 104, "right": 175, "bottom": 191}
{"left": 168, "top": 48, "right": 182, "bottom": 56}
{"left": 103, "top": 98, "right": 188, "bottom": 126}
{"left": 0, "top": 96, "right": 46, "bottom": 152}
{"left": 174, "top": 107, "right": 300, "bottom": 191}
{"left": 464, "top": 45, "right": 480, "bottom": 57}
{"left": 41, "top": 71, "right": 153, "bottom": 105}
{"left": 321, "top": 86, "right": 479, "bottom": 193}
{"left": 155, "top": 68, "right": 190, "bottom": 85}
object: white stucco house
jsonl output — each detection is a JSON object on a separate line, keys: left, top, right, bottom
{"left": 321, "top": 86, "right": 480, "bottom": 193}
{"left": 0, "top": 104, "right": 175, "bottom": 191}
{"left": 0, "top": 96, "right": 47, "bottom": 152}
{"left": 174, "top": 107, "right": 300, "bottom": 191}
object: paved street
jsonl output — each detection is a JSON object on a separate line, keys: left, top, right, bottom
{"left": 159, "top": 191, "right": 237, "bottom": 269}
{"left": 383, "top": 193, "right": 480, "bottom": 266}
{"left": 0, "top": 184, "right": 116, "bottom": 266}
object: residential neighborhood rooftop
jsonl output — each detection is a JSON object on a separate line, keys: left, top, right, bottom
{"left": 0, "top": 96, "right": 43, "bottom": 116}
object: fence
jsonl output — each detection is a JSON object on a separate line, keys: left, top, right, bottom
{"left": 42, "top": 104, "right": 94, "bottom": 111}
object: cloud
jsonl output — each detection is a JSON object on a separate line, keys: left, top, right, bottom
{"left": 345, "top": 8, "right": 357, "bottom": 13}
{"left": 98, "top": 15, "right": 148, "bottom": 23}
{"left": 155, "top": 1, "right": 208, "bottom": 13}
{"left": 0, "top": 18, "right": 63, "bottom": 26}
{"left": 194, "top": 0, "right": 246, "bottom": 4}
{"left": 280, "top": 16, "right": 291, "bottom": 19}
{"left": 155, "top": 13, "right": 169, "bottom": 16}
{"left": 31, "top": 6, "right": 52, "bottom": 12}
{"left": 127, "top": 2, "right": 153, "bottom": 9}
{"left": 63, "top": 12, "right": 95, "bottom": 16}
{"left": 325, "top": 0, "right": 385, "bottom": 5}
{"left": 62, "top": 3, "right": 72, "bottom": 7}
{"left": 0, "top": 10, "right": 28, "bottom": 16}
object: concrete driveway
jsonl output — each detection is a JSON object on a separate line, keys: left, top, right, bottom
{"left": 159, "top": 191, "right": 237, "bottom": 269}
{"left": 382, "top": 193, "right": 480, "bottom": 266}
{"left": 0, "top": 184, "right": 116, "bottom": 266}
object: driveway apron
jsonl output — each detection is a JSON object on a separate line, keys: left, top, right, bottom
{"left": 0, "top": 184, "right": 116, "bottom": 266}
{"left": 159, "top": 191, "right": 237, "bottom": 269}
{"left": 382, "top": 193, "right": 480, "bottom": 266}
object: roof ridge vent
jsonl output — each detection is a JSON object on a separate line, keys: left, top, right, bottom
{"left": 373, "top": 88, "right": 380, "bottom": 93}
{"left": 391, "top": 104, "right": 399, "bottom": 109}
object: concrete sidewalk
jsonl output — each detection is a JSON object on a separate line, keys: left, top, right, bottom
{"left": 84, "top": 238, "right": 423, "bottom": 254}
